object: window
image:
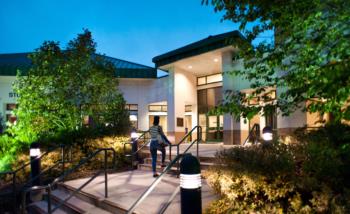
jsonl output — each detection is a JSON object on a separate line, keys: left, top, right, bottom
{"left": 6, "top": 103, "right": 17, "bottom": 111}
{"left": 197, "top": 73, "right": 222, "bottom": 86}
{"left": 149, "top": 105, "right": 167, "bottom": 112}
{"left": 185, "top": 105, "right": 192, "bottom": 112}
{"left": 197, "top": 77, "right": 206, "bottom": 85}
{"left": 247, "top": 90, "right": 277, "bottom": 106}
{"left": 206, "top": 74, "right": 222, "bottom": 84}
{"left": 126, "top": 104, "right": 138, "bottom": 129}
{"left": 6, "top": 114, "right": 17, "bottom": 124}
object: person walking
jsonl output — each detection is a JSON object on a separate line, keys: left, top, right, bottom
{"left": 149, "top": 116, "right": 170, "bottom": 177}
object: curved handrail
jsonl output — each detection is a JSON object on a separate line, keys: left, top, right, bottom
{"left": 0, "top": 144, "right": 71, "bottom": 214}
{"left": 123, "top": 130, "right": 149, "bottom": 154}
{"left": 21, "top": 147, "right": 116, "bottom": 214}
{"left": 243, "top": 123, "right": 260, "bottom": 146}
{"left": 0, "top": 144, "right": 66, "bottom": 177}
{"left": 124, "top": 131, "right": 150, "bottom": 169}
{"left": 126, "top": 126, "right": 202, "bottom": 214}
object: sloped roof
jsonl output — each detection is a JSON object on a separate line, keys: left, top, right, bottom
{"left": 0, "top": 52, "right": 157, "bottom": 78}
{"left": 152, "top": 30, "right": 247, "bottom": 68}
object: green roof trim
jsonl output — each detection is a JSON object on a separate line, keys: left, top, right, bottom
{"left": 152, "top": 30, "right": 247, "bottom": 68}
{"left": 0, "top": 53, "right": 157, "bottom": 79}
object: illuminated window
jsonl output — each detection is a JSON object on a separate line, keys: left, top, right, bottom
{"left": 126, "top": 104, "right": 138, "bottom": 129}
{"left": 197, "top": 77, "right": 206, "bottom": 85}
{"left": 197, "top": 73, "right": 222, "bottom": 86}
{"left": 149, "top": 105, "right": 167, "bottom": 112}
{"left": 185, "top": 105, "right": 192, "bottom": 112}
{"left": 6, "top": 103, "right": 17, "bottom": 111}
{"left": 206, "top": 74, "right": 222, "bottom": 84}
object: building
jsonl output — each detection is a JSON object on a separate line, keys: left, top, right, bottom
{"left": 0, "top": 31, "right": 323, "bottom": 144}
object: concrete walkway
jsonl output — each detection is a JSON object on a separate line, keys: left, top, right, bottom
{"left": 64, "top": 170, "right": 217, "bottom": 214}
{"left": 149, "top": 143, "right": 236, "bottom": 158}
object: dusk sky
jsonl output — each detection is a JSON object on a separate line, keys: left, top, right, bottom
{"left": 1, "top": 0, "right": 273, "bottom": 70}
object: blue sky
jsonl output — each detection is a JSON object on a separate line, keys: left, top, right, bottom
{"left": 0, "top": 0, "right": 273, "bottom": 70}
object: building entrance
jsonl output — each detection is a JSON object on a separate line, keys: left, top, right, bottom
{"left": 197, "top": 86, "right": 223, "bottom": 142}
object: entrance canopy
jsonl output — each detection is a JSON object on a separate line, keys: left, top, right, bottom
{"left": 152, "top": 30, "right": 247, "bottom": 76}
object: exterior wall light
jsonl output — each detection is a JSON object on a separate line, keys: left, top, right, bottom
{"left": 262, "top": 126, "right": 273, "bottom": 141}
{"left": 180, "top": 153, "right": 202, "bottom": 214}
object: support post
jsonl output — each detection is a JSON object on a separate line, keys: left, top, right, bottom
{"left": 180, "top": 154, "right": 202, "bottom": 214}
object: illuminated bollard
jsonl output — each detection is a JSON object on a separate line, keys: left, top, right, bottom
{"left": 30, "top": 142, "right": 42, "bottom": 202}
{"left": 180, "top": 154, "right": 202, "bottom": 214}
{"left": 30, "top": 142, "right": 41, "bottom": 186}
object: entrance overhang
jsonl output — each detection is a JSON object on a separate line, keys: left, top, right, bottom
{"left": 152, "top": 30, "right": 248, "bottom": 76}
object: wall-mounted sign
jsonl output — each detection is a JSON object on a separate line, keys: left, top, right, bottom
{"left": 9, "top": 92, "right": 20, "bottom": 98}
{"left": 177, "top": 117, "right": 184, "bottom": 127}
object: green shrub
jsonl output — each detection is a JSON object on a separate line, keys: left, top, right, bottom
{"left": 206, "top": 125, "right": 350, "bottom": 213}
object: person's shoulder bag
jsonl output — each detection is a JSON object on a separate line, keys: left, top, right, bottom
{"left": 157, "top": 126, "right": 170, "bottom": 147}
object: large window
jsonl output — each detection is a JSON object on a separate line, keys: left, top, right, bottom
{"left": 149, "top": 105, "right": 167, "bottom": 112}
{"left": 126, "top": 104, "right": 138, "bottom": 129}
{"left": 197, "top": 73, "right": 223, "bottom": 86}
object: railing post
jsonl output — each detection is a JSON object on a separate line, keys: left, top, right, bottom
{"left": 47, "top": 186, "right": 52, "bottom": 214}
{"left": 176, "top": 145, "right": 180, "bottom": 177}
{"left": 21, "top": 190, "right": 26, "bottom": 214}
{"left": 104, "top": 149, "right": 108, "bottom": 198}
{"left": 196, "top": 127, "right": 200, "bottom": 158}
{"left": 169, "top": 144, "right": 172, "bottom": 161}
{"left": 112, "top": 149, "right": 116, "bottom": 170}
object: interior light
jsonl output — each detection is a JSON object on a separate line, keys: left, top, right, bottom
{"left": 213, "top": 58, "right": 219, "bottom": 62}
{"left": 187, "top": 65, "right": 193, "bottom": 69}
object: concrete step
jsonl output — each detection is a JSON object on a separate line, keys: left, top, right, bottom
{"left": 28, "top": 201, "right": 67, "bottom": 214}
{"left": 57, "top": 183, "right": 130, "bottom": 214}
{"left": 142, "top": 158, "right": 215, "bottom": 170}
{"left": 51, "top": 188, "right": 112, "bottom": 214}
{"left": 139, "top": 151, "right": 216, "bottom": 163}
{"left": 137, "top": 163, "right": 179, "bottom": 174}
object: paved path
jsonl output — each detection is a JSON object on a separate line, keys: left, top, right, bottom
{"left": 147, "top": 143, "right": 236, "bottom": 158}
{"left": 65, "top": 170, "right": 217, "bottom": 214}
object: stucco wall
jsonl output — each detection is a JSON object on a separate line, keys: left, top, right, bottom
{"left": 0, "top": 76, "right": 17, "bottom": 124}
{"left": 118, "top": 77, "right": 169, "bottom": 131}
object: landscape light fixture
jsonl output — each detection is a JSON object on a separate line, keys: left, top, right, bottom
{"left": 262, "top": 126, "right": 273, "bottom": 141}
{"left": 180, "top": 153, "right": 202, "bottom": 214}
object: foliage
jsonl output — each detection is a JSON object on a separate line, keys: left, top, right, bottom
{"left": 206, "top": 126, "right": 350, "bottom": 213}
{"left": 0, "top": 29, "right": 131, "bottom": 171}
{"left": 204, "top": 0, "right": 350, "bottom": 122}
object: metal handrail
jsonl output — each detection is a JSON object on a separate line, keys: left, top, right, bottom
{"left": 126, "top": 126, "right": 202, "bottom": 214}
{"left": 21, "top": 147, "right": 116, "bottom": 214}
{"left": 0, "top": 144, "right": 71, "bottom": 214}
{"left": 174, "top": 126, "right": 202, "bottom": 176}
{"left": 124, "top": 131, "right": 150, "bottom": 168}
{"left": 243, "top": 123, "right": 260, "bottom": 146}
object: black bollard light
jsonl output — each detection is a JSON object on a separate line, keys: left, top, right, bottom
{"left": 30, "top": 142, "right": 41, "bottom": 186}
{"left": 262, "top": 126, "right": 273, "bottom": 142}
{"left": 180, "top": 153, "right": 202, "bottom": 214}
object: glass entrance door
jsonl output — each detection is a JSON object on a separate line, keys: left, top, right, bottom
{"left": 198, "top": 87, "right": 223, "bottom": 142}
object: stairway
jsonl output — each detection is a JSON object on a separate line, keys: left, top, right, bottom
{"left": 26, "top": 144, "right": 221, "bottom": 214}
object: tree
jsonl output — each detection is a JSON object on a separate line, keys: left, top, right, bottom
{"left": 204, "top": 0, "right": 350, "bottom": 123}
{"left": 12, "top": 29, "right": 130, "bottom": 143}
